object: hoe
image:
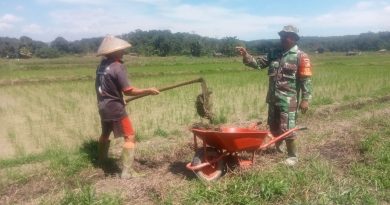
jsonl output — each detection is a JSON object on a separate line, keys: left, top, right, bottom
{"left": 124, "top": 77, "right": 214, "bottom": 122}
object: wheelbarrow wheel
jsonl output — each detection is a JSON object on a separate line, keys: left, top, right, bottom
{"left": 191, "top": 147, "right": 225, "bottom": 182}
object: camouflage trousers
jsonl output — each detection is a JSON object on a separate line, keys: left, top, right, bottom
{"left": 267, "top": 102, "right": 298, "bottom": 139}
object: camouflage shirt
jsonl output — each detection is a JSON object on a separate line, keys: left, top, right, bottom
{"left": 243, "top": 45, "right": 312, "bottom": 108}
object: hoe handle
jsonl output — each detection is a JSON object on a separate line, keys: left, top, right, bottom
{"left": 125, "top": 77, "right": 204, "bottom": 103}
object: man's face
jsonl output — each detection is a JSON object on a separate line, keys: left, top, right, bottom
{"left": 280, "top": 33, "right": 296, "bottom": 50}
{"left": 108, "top": 50, "right": 125, "bottom": 60}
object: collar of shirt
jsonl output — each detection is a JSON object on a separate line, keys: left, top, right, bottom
{"left": 282, "top": 45, "right": 298, "bottom": 56}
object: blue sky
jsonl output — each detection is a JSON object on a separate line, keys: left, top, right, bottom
{"left": 1, "top": 0, "right": 389, "bottom": 42}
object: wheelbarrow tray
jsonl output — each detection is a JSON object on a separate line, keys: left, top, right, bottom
{"left": 191, "top": 127, "right": 269, "bottom": 153}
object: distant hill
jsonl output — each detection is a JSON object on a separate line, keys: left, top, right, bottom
{"left": 246, "top": 32, "right": 390, "bottom": 54}
{"left": 1, "top": 30, "right": 389, "bottom": 58}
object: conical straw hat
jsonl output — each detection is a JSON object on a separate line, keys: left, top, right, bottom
{"left": 96, "top": 35, "right": 132, "bottom": 56}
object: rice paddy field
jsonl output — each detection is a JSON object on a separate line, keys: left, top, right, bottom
{"left": 0, "top": 52, "right": 389, "bottom": 204}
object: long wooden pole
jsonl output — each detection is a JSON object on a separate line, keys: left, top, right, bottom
{"left": 124, "top": 77, "right": 204, "bottom": 103}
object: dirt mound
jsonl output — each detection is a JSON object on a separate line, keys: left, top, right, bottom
{"left": 191, "top": 120, "right": 268, "bottom": 131}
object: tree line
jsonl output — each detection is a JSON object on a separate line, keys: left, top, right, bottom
{"left": 1, "top": 30, "right": 389, "bottom": 59}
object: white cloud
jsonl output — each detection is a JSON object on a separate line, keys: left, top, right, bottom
{"left": 355, "top": 1, "right": 374, "bottom": 9}
{"left": 22, "top": 24, "right": 44, "bottom": 34}
{"left": 1, "top": 14, "right": 22, "bottom": 22}
{"left": 161, "top": 4, "right": 232, "bottom": 21}
{"left": 15, "top": 5, "right": 25, "bottom": 11}
{"left": 36, "top": 0, "right": 107, "bottom": 5}
{"left": 5, "top": 1, "right": 390, "bottom": 41}
{"left": 0, "top": 14, "right": 22, "bottom": 30}
{"left": 156, "top": 4, "right": 299, "bottom": 39}
{"left": 46, "top": 8, "right": 156, "bottom": 40}
{"left": 130, "top": 0, "right": 179, "bottom": 6}
{"left": 36, "top": 0, "right": 177, "bottom": 6}
{"left": 30, "top": 1, "right": 299, "bottom": 40}
{"left": 0, "top": 23, "right": 11, "bottom": 30}
{"left": 42, "top": 4, "right": 300, "bottom": 41}
{"left": 305, "top": 1, "right": 390, "bottom": 36}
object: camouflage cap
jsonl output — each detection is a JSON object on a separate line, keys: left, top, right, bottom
{"left": 278, "top": 25, "right": 300, "bottom": 41}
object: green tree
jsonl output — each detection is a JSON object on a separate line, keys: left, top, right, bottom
{"left": 0, "top": 37, "right": 18, "bottom": 58}
{"left": 153, "top": 31, "right": 172, "bottom": 56}
{"left": 190, "top": 41, "right": 202, "bottom": 57}
{"left": 35, "top": 47, "right": 60, "bottom": 58}
{"left": 219, "top": 37, "right": 241, "bottom": 57}
{"left": 51, "top": 36, "right": 70, "bottom": 53}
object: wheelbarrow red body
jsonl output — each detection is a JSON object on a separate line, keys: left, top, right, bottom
{"left": 192, "top": 127, "right": 269, "bottom": 152}
{"left": 186, "top": 126, "right": 305, "bottom": 181}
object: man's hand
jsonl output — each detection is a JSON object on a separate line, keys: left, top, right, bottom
{"left": 299, "top": 100, "right": 309, "bottom": 114}
{"left": 147, "top": 88, "right": 160, "bottom": 95}
{"left": 235, "top": 46, "right": 247, "bottom": 56}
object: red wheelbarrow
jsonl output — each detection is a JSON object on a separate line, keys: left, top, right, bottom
{"left": 186, "top": 126, "right": 307, "bottom": 181}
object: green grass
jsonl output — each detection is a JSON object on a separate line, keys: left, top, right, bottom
{"left": 183, "top": 154, "right": 385, "bottom": 205}
{"left": 153, "top": 127, "right": 169, "bottom": 137}
{"left": 1, "top": 53, "right": 389, "bottom": 154}
{"left": 350, "top": 116, "right": 390, "bottom": 202}
{"left": 184, "top": 160, "right": 335, "bottom": 204}
{"left": 0, "top": 55, "right": 242, "bottom": 80}
{"left": 0, "top": 140, "right": 98, "bottom": 177}
{"left": 60, "top": 185, "right": 122, "bottom": 205}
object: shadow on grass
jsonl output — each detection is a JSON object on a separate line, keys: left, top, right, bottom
{"left": 79, "top": 139, "right": 121, "bottom": 176}
{"left": 168, "top": 161, "right": 196, "bottom": 180}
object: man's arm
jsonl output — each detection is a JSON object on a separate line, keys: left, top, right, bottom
{"left": 116, "top": 64, "right": 160, "bottom": 97}
{"left": 236, "top": 47, "right": 269, "bottom": 69}
{"left": 123, "top": 87, "right": 159, "bottom": 96}
{"left": 297, "top": 53, "right": 313, "bottom": 113}
{"left": 298, "top": 77, "right": 312, "bottom": 98}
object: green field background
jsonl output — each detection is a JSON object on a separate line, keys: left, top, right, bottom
{"left": 1, "top": 52, "right": 390, "bottom": 204}
{"left": 0, "top": 53, "right": 389, "bottom": 158}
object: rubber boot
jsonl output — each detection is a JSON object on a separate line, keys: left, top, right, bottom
{"left": 120, "top": 147, "right": 145, "bottom": 179}
{"left": 98, "top": 140, "right": 110, "bottom": 166}
{"left": 284, "top": 139, "right": 298, "bottom": 166}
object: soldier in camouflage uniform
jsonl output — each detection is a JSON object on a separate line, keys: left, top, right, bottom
{"left": 237, "top": 25, "right": 312, "bottom": 166}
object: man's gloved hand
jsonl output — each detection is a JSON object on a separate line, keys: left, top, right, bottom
{"left": 299, "top": 100, "right": 309, "bottom": 114}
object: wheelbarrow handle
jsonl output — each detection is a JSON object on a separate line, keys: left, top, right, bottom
{"left": 259, "top": 127, "right": 307, "bottom": 150}
{"left": 186, "top": 153, "right": 226, "bottom": 171}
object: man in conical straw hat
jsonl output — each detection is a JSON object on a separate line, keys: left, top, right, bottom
{"left": 95, "top": 35, "right": 159, "bottom": 179}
